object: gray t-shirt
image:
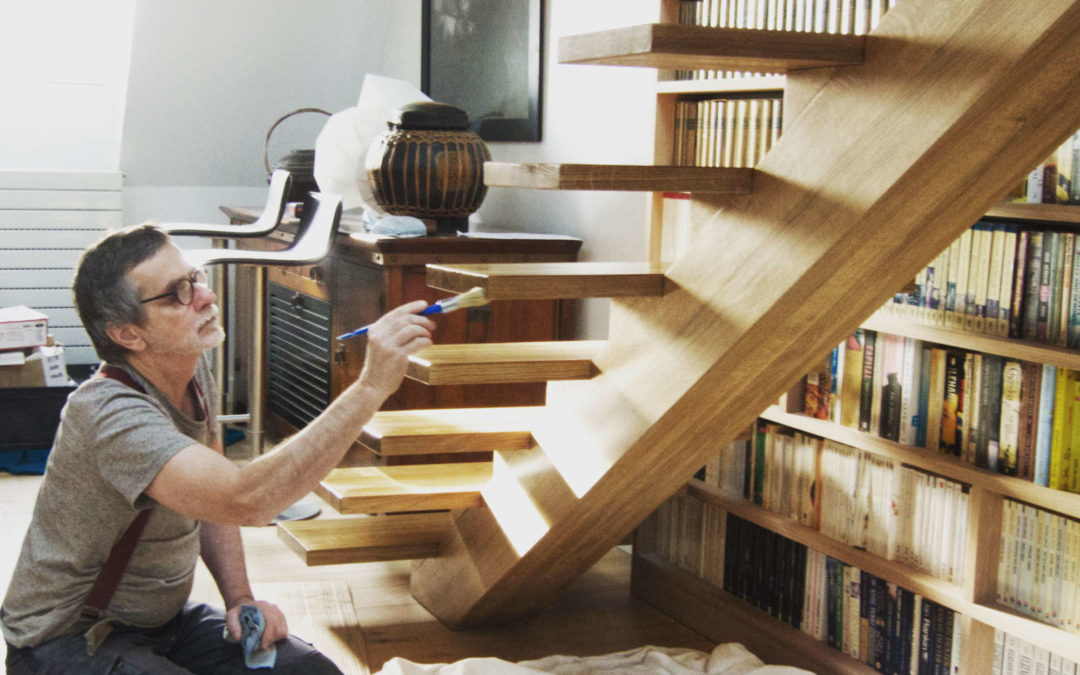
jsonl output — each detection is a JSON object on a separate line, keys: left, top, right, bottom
{"left": 1, "top": 357, "right": 218, "bottom": 648}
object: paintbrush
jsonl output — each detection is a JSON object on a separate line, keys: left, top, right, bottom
{"left": 336, "top": 286, "right": 489, "bottom": 340}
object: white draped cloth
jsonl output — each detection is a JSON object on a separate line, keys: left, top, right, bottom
{"left": 376, "top": 643, "right": 815, "bottom": 675}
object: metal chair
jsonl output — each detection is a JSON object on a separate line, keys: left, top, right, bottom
{"left": 157, "top": 170, "right": 293, "bottom": 449}
{"left": 183, "top": 192, "right": 342, "bottom": 460}
{"left": 162, "top": 170, "right": 292, "bottom": 238}
{"left": 183, "top": 191, "right": 342, "bottom": 267}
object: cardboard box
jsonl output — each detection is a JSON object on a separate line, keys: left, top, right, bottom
{"left": 0, "top": 306, "right": 48, "bottom": 350}
{"left": 0, "top": 345, "right": 71, "bottom": 388}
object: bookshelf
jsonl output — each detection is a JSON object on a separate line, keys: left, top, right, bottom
{"left": 631, "top": 1, "right": 1080, "bottom": 673}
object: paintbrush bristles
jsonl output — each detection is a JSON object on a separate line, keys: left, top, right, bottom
{"left": 437, "top": 286, "right": 489, "bottom": 313}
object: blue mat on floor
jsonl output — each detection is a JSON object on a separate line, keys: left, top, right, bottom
{"left": 0, "top": 430, "right": 245, "bottom": 476}
{"left": 0, "top": 448, "right": 50, "bottom": 475}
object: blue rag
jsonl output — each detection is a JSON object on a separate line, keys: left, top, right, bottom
{"left": 223, "top": 604, "right": 277, "bottom": 670}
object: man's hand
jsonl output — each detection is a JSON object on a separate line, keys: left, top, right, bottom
{"left": 359, "top": 300, "right": 436, "bottom": 399}
{"left": 225, "top": 599, "right": 288, "bottom": 650}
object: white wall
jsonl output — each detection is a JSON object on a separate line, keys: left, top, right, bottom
{"left": 475, "top": 0, "right": 660, "bottom": 337}
{"left": 0, "top": 1, "right": 135, "bottom": 171}
{"left": 121, "top": 0, "right": 422, "bottom": 223}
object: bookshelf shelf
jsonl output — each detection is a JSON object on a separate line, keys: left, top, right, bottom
{"left": 861, "top": 310, "right": 1080, "bottom": 371}
{"left": 758, "top": 405, "right": 1080, "bottom": 520}
{"left": 687, "top": 480, "right": 967, "bottom": 609}
{"left": 985, "top": 201, "right": 1080, "bottom": 225}
{"left": 684, "top": 481, "right": 1080, "bottom": 663}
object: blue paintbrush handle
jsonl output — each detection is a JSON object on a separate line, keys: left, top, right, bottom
{"left": 336, "top": 303, "right": 445, "bottom": 340}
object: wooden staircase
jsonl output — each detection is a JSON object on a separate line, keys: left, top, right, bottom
{"left": 279, "top": 0, "right": 1080, "bottom": 632}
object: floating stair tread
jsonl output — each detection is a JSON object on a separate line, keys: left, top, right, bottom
{"left": 317, "top": 462, "right": 493, "bottom": 514}
{"left": 426, "top": 262, "right": 669, "bottom": 299}
{"left": 483, "top": 162, "right": 754, "bottom": 193}
{"left": 559, "top": 24, "right": 865, "bottom": 72}
{"left": 408, "top": 340, "right": 604, "bottom": 385}
{"left": 359, "top": 406, "right": 542, "bottom": 456}
{"left": 276, "top": 512, "right": 451, "bottom": 566}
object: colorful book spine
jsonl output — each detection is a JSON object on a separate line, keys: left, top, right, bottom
{"left": 1035, "top": 363, "right": 1057, "bottom": 487}
{"left": 1000, "top": 359, "right": 1023, "bottom": 476}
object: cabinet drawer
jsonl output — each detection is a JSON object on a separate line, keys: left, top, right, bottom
{"left": 268, "top": 261, "right": 331, "bottom": 300}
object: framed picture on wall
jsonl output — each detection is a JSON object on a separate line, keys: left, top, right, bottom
{"left": 421, "top": 0, "right": 543, "bottom": 142}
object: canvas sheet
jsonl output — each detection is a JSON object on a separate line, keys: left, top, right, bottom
{"left": 376, "top": 643, "right": 815, "bottom": 675}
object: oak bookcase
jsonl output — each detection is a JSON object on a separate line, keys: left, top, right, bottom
{"left": 629, "top": 2, "right": 1080, "bottom": 673}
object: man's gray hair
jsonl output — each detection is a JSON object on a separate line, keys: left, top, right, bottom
{"left": 73, "top": 223, "right": 170, "bottom": 364}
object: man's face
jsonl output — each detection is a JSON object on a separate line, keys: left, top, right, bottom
{"left": 126, "top": 242, "right": 224, "bottom": 356}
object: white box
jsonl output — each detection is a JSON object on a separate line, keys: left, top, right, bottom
{"left": 0, "top": 306, "right": 48, "bottom": 350}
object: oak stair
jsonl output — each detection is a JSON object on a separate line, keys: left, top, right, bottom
{"left": 277, "top": 512, "right": 452, "bottom": 566}
{"left": 426, "top": 261, "right": 669, "bottom": 298}
{"left": 407, "top": 341, "right": 603, "bottom": 385}
{"left": 316, "top": 462, "right": 492, "bottom": 514}
{"left": 483, "top": 163, "right": 754, "bottom": 193}
{"left": 358, "top": 407, "right": 541, "bottom": 459}
{"left": 558, "top": 23, "right": 864, "bottom": 72}
{"left": 280, "top": 3, "right": 1080, "bottom": 646}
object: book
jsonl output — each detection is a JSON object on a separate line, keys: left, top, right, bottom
{"left": 940, "top": 351, "right": 964, "bottom": 455}
{"left": 1049, "top": 368, "right": 1070, "bottom": 490}
{"left": 926, "top": 348, "right": 947, "bottom": 453}
{"left": 1011, "top": 229, "right": 1030, "bottom": 339}
{"left": 1039, "top": 232, "right": 1060, "bottom": 342}
{"left": 966, "top": 353, "right": 983, "bottom": 465}
{"left": 1018, "top": 362, "right": 1043, "bottom": 481}
{"left": 1022, "top": 231, "right": 1045, "bottom": 340}
{"left": 879, "top": 334, "right": 905, "bottom": 442}
{"left": 945, "top": 236, "right": 963, "bottom": 327}
{"left": 970, "top": 222, "right": 993, "bottom": 332}
{"left": 1000, "top": 359, "right": 1023, "bottom": 476}
{"left": 987, "top": 222, "right": 1007, "bottom": 335}
{"left": 900, "top": 337, "right": 923, "bottom": 446}
{"left": 1070, "top": 235, "right": 1080, "bottom": 348}
{"left": 859, "top": 330, "right": 877, "bottom": 433}
{"left": 1000, "top": 224, "right": 1019, "bottom": 337}
{"left": 916, "top": 344, "right": 932, "bottom": 447}
{"left": 841, "top": 330, "right": 865, "bottom": 429}
{"left": 952, "top": 229, "right": 974, "bottom": 329}
{"left": 980, "top": 354, "right": 1005, "bottom": 472}
{"left": 1034, "top": 363, "right": 1057, "bottom": 487}
{"left": 1058, "top": 233, "right": 1075, "bottom": 346}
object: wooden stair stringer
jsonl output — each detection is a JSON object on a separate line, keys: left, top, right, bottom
{"left": 409, "top": 0, "right": 1080, "bottom": 628}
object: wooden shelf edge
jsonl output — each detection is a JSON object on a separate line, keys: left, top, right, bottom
{"left": 757, "top": 406, "right": 1080, "bottom": 520}
{"left": 631, "top": 551, "right": 878, "bottom": 674}
{"left": 678, "top": 484, "right": 1080, "bottom": 663}
{"left": 861, "top": 310, "right": 1080, "bottom": 371}
{"left": 984, "top": 201, "right": 1080, "bottom": 225}
{"left": 483, "top": 162, "right": 754, "bottom": 194}
{"left": 558, "top": 24, "right": 865, "bottom": 73}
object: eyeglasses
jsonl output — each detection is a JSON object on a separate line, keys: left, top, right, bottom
{"left": 139, "top": 268, "right": 208, "bottom": 306}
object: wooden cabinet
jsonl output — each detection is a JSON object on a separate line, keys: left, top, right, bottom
{"left": 222, "top": 206, "right": 580, "bottom": 446}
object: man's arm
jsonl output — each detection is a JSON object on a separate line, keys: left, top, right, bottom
{"left": 199, "top": 520, "right": 287, "bottom": 648}
{"left": 145, "top": 300, "right": 435, "bottom": 525}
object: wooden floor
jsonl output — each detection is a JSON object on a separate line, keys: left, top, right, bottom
{"left": 0, "top": 467, "right": 713, "bottom": 674}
